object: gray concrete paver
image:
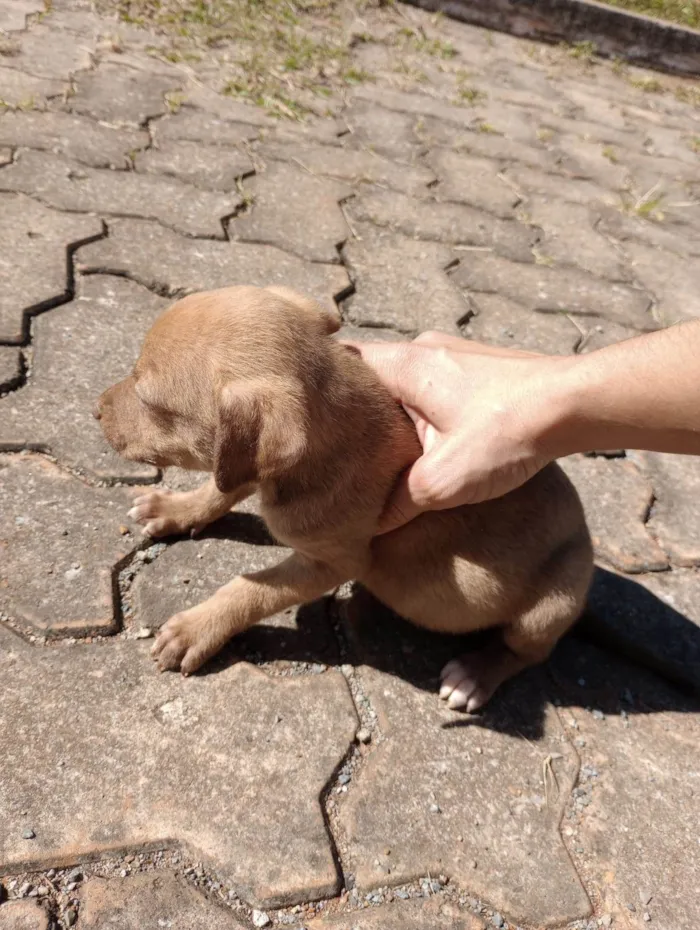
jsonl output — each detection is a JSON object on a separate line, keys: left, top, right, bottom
{"left": 0, "top": 66, "right": 67, "bottom": 107}
{"left": 0, "top": 192, "right": 103, "bottom": 344}
{"left": 0, "top": 347, "right": 21, "bottom": 391}
{"left": 0, "top": 110, "right": 148, "bottom": 169}
{"left": 69, "top": 63, "right": 181, "bottom": 127}
{"left": 0, "top": 454, "right": 138, "bottom": 635}
{"left": 0, "top": 275, "right": 165, "bottom": 480}
{"left": 134, "top": 139, "right": 253, "bottom": 190}
{"left": 78, "top": 873, "right": 247, "bottom": 928}
{"left": 0, "top": 150, "right": 239, "bottom": 238}
{"left": 76, "top": 218, "right": 350, "bottom": 312}
{"left": 0, "top": 624, "right": 357, "bottom": 907}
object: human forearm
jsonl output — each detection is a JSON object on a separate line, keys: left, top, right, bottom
{"left": 543, "top": 321, "right": 700, "bottom": 459}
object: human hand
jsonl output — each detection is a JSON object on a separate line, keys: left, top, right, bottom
{"left": 350, "top": 332, "right": 573, "bottom": 533}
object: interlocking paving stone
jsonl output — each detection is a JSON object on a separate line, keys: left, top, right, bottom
{"left": 0, "top": 900, "right": 48, "bottom": 930}
{"left": 339, "top": 100, "right": 424, "bottom": 160}
{"left": 0, "top": 0, "right": 43, "bottom": 32}
{"left": 257, "top": 140, "right": 435, "bottom": 196}
{"left": 0, "top": 624, "right": 357, "bottom": 907}
{"left": 0, "top": 150, "right": 239, "bottom": 238}
{"left": 0, "top": 192, "right": 103, "bottom": 344}
{"left": 0, "top": 110, "right": 148, "bottom": 169}
{"left": 348, "top": 189, "right": 535, "bottom": 262}
{"left": 597, "top": 204, "right": 700, "bottom": 258}
{"left": 0, "top": 276, "right": 165, "bottom": 480}
{"left": 336, "top": 661, "right": 590, "bottom": 925}
{"left": 69, "top": 63, "right": 180, "bottom": 126}
{"left": 231, "top": 162, "right": 350, "bottom": 263}
{"left": 129, "top": 533, "right": 339, "bottom": 668}
{"left": 624, "top": 241, "right": 700, "bottom": 326}
{"left": 505, "top": 164, "right": 615, "bottom": 208}
{"left": 643, "top": 124, "right": 700, "bottom": 166}
{"left": 308, "top": 899, "right": 486, "bottom": 929}
{"left": 342, "top": 226, "right": 467, "bottom": 334}
{"left": 549, "top": 641, "right": 700, "bottom": 930}
{"left": 428, "top": 149, "right": 520, "bottom": 218}
{"left": 0, "top": 25, "right": 94, "bottom": 80}
{"left": 451, "top": 252, "right": 654, "bottom": 330}
{"left": 0, "top": 454, "right": 138, "bottom": 634}
{"left": 134, "top": 139, "right": 253, "bottom": 190}
{"left": 555, "top": 135, "right": 629, "bottom": 190}
{"left": 462, "top": 293, "right": 582, "bottom": 354}
{"left": 629, "top": 451, "right": 700, "bottom": 567}
{"left": 0, "top": 347, "right": 22, "bottom": 391}
{"left": 153, "top": 106, "right": 262, "bottom": 147}
{"left": 527, "top": 198, "right": 632, "bottom": 282}
{"left": 78, "top": 873, "right": 247, "bottom": 929}
{"left": 180, "top": 85, "right": 276, "bottom": 128}
{"left": 561, "top": 455, "right": 668, "bottom": 574}
{"left": 0, "top": 66, "right": 66, "bottom": 107}
{"left": 586, "top": 567, "right": 700, "bottom": 693}
{"left": 77, "top": 218, "right": 350, "bottom": 312}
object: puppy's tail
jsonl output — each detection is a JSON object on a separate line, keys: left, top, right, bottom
{"left": 265, "top": 286, "right": 341, "bottom": 335}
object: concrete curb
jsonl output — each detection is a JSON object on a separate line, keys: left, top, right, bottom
{"left": 402, "top": 0, "right": 700, "bottom": 76}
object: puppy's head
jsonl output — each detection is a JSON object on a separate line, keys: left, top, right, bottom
{"left": 95, "top": 285, "right": 340, "bottom": 491}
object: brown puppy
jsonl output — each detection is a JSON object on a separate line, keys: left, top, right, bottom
{"left": 96, "top": 285, "right": 593, "bottom": 712}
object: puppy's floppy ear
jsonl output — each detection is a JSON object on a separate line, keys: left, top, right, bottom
{"left": 213, "top": 378, "right": 307, "bottom": 493}
{"left": 265, "top": 286, "right": 341, "bottom": 335}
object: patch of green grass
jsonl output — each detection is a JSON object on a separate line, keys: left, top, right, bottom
{"left": 537, "top": 127, "right": 554, "bottom": 142}
{"left": 675, "top": 84, "right": 700, "bottom": 106}
{"left": 621, "top": 185, "right": 666, "bottom": 220}
{"left": 456, "top": 85, "right": 484, "bottom": 105}
{"left": 602, "top": 145, "right": 619, "bottom": 162}
{"left": 566, "top": 40, "right": 597, "bottom": 61}
{"left": 476, "top": 122, "right": 499, "bottom": 134}
{"left": 599, "top": 0, "right": 699, "bottom": 30}
{"left": 629, "top": 75, "right": 665, "bottom": 92}
{"left": 343, "top": 66, "right": 373, "bottom": 84}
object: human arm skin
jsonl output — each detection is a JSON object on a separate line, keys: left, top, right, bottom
{"left": 351, "top": 321, "right": 700, "bottom": 533}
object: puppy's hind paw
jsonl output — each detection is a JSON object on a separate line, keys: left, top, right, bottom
{"left": 439, "top": 644, "right": 523, "bottom": 714}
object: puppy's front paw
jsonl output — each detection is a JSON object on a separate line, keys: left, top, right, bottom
{"left": 151, "top": 605, "right": 226, "bottom": 676}
{"left": 128, "top": 490, "right": 205, "bottom": 538}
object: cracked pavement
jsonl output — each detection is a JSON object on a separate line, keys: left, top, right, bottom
{"left": 1, "top": 0, "right": 699, "bottom": 928}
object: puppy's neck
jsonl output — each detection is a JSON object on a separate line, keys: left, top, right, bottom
{"left": 262, "top": 340, "right": 421, "bottom": 512}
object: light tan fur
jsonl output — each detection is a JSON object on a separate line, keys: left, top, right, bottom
{"left": 96, "top": 285, "right": 593, "bottom": 711}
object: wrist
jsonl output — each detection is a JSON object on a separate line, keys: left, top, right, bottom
{"left": 531, "top": 354, "right": 600, "bottom": 461}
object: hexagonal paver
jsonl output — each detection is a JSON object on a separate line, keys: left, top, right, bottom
{"left": 451, "top": 252, "right": 654, "bottom": 330}
{"left": 231, "top": 162, "right": 350, "bottom": 263}
{"left": 0, "top": 192, "right": 103, "bottom": 344}
{"left": 0, "top": 900, "right": 48, "bottom": 930}
{"left": 597, "top": 204, "right": 700, "bottom": 259}
{"left": 549, "top": 641, "right": 700, "bottom": 930}
{"left": 78, "top": 873, "right": 246, "bottom": 929}
{"left": 335, "top": 661, "right": 590, "bottom": 925}
{"left": 428, "top": 149, "right": 520, "bottom": 218}
{"left": 0, "top": 110, "right": 148, "bottom": 169}
{"left": 76, "top": 218, "right": 349, "bottom": 313}
{"left": 134, "top": 139, "right": 253, "bottom": 190}
{"left": 0, "top": 66, "right": 66, "bottom": 108}
{"left": 625, "top": 241, "right": 700, "bottom": 326}
{"left": 0, "top": 454, "right": 138, "bottom": 635}
{"left": 0, "top": 275, "right": 165, "bottom": 480}
{"left": 630, "top": 451, "right": 700, "bottom": 567}
{"left": 0, "top": 347, "right": 22, "bottom": 391}
{"left": 462, "top": 293, "right": 582, "bottom": 354}
{"left": 0, "top": 0, "right": 43, "bottom": 31}
{"left": 526, "top": 198, "right": 632, "bottom": 282}
{"left": 348, "top": 189, "right": 536, "bottom": 262}
{"left": 257, "top": 140, "right": 435, "bottom": 196}
{"left": 128, "top": 533, "right": 339, "bottom": 668}
{"left": 153, "top": 106, "right": 263, "bottom": 146}
{"left": 0, "top": 150, "right": 239, "bottom": 238}
{"left": 0, "top": 625, "right": 357, "bottom": 907}
{"left": 308, "top": 899, "right": 486, "bottom": 929}
{"left": 342, "top": 226, "right": 467, "bottom": 334}
{"left": 339, "top": 100, "right": 424, "bottom": 161}
{"left": 69, "top": 63, "right": 180, "bottom": 126}
{"left": 560, "top": 455, "right": 668, "bottom": 574}
{"left": 0, "top": 25, "right": 94, "bottom": 80}
{"left": 586, "top": 567, "right": 700, "bottom": 693}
